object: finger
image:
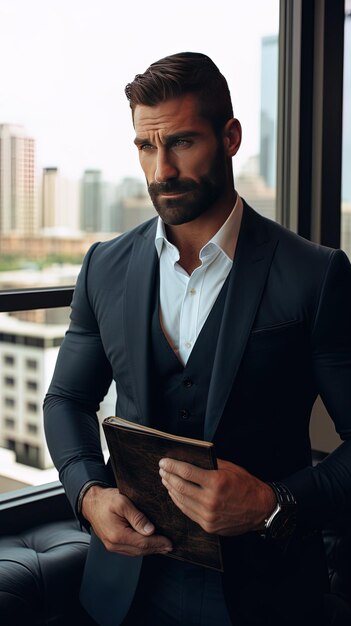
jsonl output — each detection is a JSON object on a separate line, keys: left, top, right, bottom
{"left": 115, "top": 525, "right": 173, "bottom": 555}
{"left": 160, "top": 474, "right": 206, "bottom": 521}
{"left": 159, "top": 466, "right": 201, "bottom": 500}
{"left": 166, "top": 489, "right": 203, "bottom": 527}
{"left": 119, "top": 497, "right": 156, "bottom": 536}
{"left": 159, "top": 458, "right": 211, "bottom": 487}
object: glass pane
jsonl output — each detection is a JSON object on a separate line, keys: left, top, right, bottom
{"left": 0, "top": 308, "right": 115, "bottom": 493}
{"left": 341, "top": 0, "right": 351, "bottom": 256}
{"left": 0, "top": 0, "right": 279, "bottom": 290}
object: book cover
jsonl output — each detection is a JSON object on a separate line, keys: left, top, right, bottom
{"left": 102, "top": 416, "right": 223, "bottom": 572}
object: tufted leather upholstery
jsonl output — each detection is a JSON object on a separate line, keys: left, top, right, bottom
{"left": 0, "top": 514, "right": 350, "bottom": 625}
{"left": 0, "top": 518, "right": 95, "bottom": 626}
{"left": 323, "top": 522, "right": 351, "bottom": 625}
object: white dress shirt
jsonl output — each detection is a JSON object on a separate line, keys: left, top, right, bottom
{"left": 155, "top": 195, "right": 243, "bottom": 365}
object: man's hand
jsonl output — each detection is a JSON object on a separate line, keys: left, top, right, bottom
{"left": 82, "top": 485, "right": 173, "bottom": 556}
{"left": 159, "top": 458, "right": 276, "bottom": 536}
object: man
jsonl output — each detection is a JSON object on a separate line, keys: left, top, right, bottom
{"left": 44, "top": 52, "right": 351, "bottom": 626}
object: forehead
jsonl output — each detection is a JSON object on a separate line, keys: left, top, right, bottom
{"left": 133, "top": 94, "right": 211, "bottom": 137}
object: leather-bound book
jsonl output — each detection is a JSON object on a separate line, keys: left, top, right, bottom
{"left": 102, "top": 416, "right": 223, "bottom": 571}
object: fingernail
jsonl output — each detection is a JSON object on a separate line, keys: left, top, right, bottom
{"left": 159, "top": 459, "right": 165, "bottom": 468}
{"left": 144, "top": 522, "right": 154, "bottom": 533}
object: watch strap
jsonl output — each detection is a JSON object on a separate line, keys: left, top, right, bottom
{"left": 260, "top": 481, "right": 297, "bottom": 541}
{"left": 267, "top": 481, "right": 297, "bottom": 508}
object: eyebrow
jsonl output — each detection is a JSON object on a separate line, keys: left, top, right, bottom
{"left": 133, "top": 131, "right": 201, "bottom": 146}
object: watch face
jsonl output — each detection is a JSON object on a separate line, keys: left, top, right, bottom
{"left": 269, "top": 508, "right": 297, "bottom": 540}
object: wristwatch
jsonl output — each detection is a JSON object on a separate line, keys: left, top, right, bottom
{"left": 260, "top": 481, "right": 297, "bottom": 541}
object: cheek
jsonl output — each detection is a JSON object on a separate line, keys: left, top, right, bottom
{"left": 184, "top": 151, "right": 217, "bottom": 179}
{"left": 138, "top": 155, "right": 154, "bottom": 181}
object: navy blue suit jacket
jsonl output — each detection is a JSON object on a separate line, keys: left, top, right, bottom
{"left": 44, "top": 203, "right": 351, "bottom": 626}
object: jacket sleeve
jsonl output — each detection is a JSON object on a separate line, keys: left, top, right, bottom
{"left": 43, "top": 243, "right": 115, "bottom": 515}
{"left": 282, "top": 249, "right": 351, "bottom": 526}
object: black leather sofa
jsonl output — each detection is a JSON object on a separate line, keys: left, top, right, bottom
{"left": 323, "top": 520, "right": 351, "bottom": 625}
{"left": 0, "top": 518, "right": 94, "bottom": 626}
{"left": 0, "top": 485, "right": 350, "bottom": 625}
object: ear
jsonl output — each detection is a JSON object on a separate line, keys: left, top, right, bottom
{"left": 222, "top": 118, "right": 242, "bottom": 157}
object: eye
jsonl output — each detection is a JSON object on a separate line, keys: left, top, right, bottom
{"left": 138, "top": 143, "right": 154, "bottom": 152}
{"left": 173, "top": 139, "right": 191, "bottom": 148}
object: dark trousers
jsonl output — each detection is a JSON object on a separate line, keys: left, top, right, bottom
{"left": 122, "top": 555, "right": 233, "bottom": 626}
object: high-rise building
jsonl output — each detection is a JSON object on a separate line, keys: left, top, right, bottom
{"left": 259, "top": 35, "right": 278, "bottom": 190}
{"left": 0, "top": 310, "right": 116, "bottom": 472}
{"left": 42, "top": 167, "right": 60, "bottom": 229}
{"left": 41, "top": 167, "right": 80, "bottom": 232}
{"left": 80, "top": 169, "right": 103, "bottom": 232}
{"left": 0, "top": 124, "right": 37, "bottom": 236}
{"left": 0, "top": 313, "right": 65, "bottom": 469}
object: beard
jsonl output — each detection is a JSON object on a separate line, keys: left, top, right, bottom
{"left": 147, "top": 148, "right": 226, "bottom": 226}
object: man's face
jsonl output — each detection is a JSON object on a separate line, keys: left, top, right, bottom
{"left": 133, "top": 94, "right": 227, "bottom": 225}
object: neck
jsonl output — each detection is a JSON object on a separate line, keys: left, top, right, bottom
{"left": 165, "top": 188, "right": 237, "bottom": 275}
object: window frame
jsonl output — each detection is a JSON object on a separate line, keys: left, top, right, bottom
{"left": 277, "top": 0, "right": 345, "bottom": 247}
{"left": 0, "top": 482, "right": 73, "bottom": 535}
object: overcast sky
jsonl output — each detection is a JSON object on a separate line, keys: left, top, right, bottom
{"left": 0, "top": 0, "right": 279, "bottom": 183}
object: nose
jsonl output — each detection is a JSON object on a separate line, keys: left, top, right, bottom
{"left": 154, "top": 148, "right": 178, "bottom": 183}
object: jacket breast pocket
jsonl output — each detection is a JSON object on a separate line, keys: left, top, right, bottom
{"left": 249, "top": 319, "right": 305, "bottom": 352}
{"left": 239, "top": 319, "right": 310, "bottom": 392}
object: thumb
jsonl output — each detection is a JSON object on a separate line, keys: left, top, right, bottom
{"left": 123, "top": 500, "right": 155, "bottom": 535}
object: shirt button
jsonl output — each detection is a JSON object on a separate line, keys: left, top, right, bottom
{"left": 180, "top": 409, "right": 189, "bottom": 420}
{"left": 189, "top": 288, "right": 196, "bottom": 295}
{"left": 183, "top": 378, "right": 193, "bottom": 388}
{"left": 184, "top": 341, "right": 192, "bottom": 349}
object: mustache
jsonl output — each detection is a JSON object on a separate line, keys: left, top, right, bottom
{"left": 148, "top": 179, "right": 199, "bottom": 196}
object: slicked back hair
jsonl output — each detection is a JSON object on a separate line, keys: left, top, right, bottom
{"left": 125, "top": 52, "right": 234, "bottom": 133}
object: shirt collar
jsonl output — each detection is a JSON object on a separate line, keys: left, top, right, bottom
{"left": 155, "top": 194, "right": 243, "bottom": 263}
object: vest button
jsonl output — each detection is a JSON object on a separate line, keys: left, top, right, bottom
{"left": 183, "top": 378, "right": 193, "bottom": 388}
{"left": 180, "top": 409, "right": 189, "bottom": 420}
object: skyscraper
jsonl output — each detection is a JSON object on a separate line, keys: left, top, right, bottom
{"left": 259, "top": 35, "right": 278, "bottom": 190}
{"left": 80, "top": 169, "right": 103, "bottom": 232}
{"left": 0, "top": 124, "right": 37, "bottom": 236}
{"left": 42, "top": 167, "right": 59, "bottom": 229}
{"left": 41, "top": 167, "right": 80, "bottom": 232}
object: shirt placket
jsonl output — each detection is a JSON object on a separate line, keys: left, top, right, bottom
{"left": 179, "top": 266, "right": 206, "bottom": 365}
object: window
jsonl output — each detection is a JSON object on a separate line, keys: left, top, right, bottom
{"left": 4, "top": 377, "right": 15, "bottom": 387}
{"left": 0, "top": 0, "right": 279, "bottom": 496}
{"left": 4, "top": 418, "right": 15, "bottom": 430}
{"left": 26, "top": 423, "right": 38, "bottom": 435}
{"left": 0, "top": 0, "right": 279, "bottom": 295}
{"left": 26, "top": 380, "right": 38, "bottom": 392}
{"left": 19, "top": 443, "right": 40, "bottom": 468}
{"left": 26, "top": 402, "right": 38, "bottom": 414}
{"left": 0, "top": 2, "right": 346, "bottom": 503}
{"left": 4, "top": 398, "right": 15, "bottom": 408}
{"left": 26, "top": 359, "right": 38, "bottom": 370}
{"left": 3, "top": 354, "right": 15, "bottom": 366}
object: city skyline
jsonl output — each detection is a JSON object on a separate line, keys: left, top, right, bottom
{"left": 0, "top": 0, "right": 279, "bottom": 183}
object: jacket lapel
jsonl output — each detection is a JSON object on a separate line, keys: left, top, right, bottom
{"left": 124, "top": 219, "right": 158, "bottom": 426}
{"left": 204, "top": 205, "right": 279, "bottom": 441}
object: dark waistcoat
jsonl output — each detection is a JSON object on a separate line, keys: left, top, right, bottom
{"left": 149, "top": 271, "right": 230, "bottom": 440}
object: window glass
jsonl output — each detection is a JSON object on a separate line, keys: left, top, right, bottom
{"left": 341, "top": 0, "right": 351, "bottom": 256}
{"left": 0, "top": 0, "right": 279, "bottom": 493}
{"left": 0, "top": 0, "right": 279, "bottom": 290}
{"left": 0, "top": 308, "right": 68, "bottom": 490}
{"left": 0, "top": 307, "right": 116, "bottom": 493}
